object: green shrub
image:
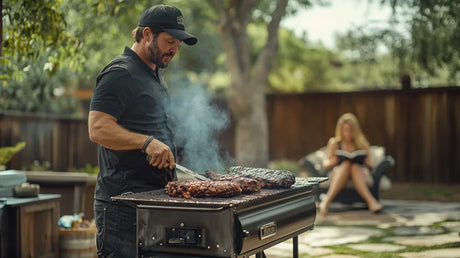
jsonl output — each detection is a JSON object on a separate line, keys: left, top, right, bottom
{"left": 0, "top": 141, "right": 26, "bottom": 165}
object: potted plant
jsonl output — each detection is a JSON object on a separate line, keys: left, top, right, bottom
{"left": 0, "top": 142, "right": 26, "bottom": 170}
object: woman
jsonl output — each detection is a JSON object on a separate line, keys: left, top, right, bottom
{"left": 319, "top": 113, "right": 382, "bottom": 216}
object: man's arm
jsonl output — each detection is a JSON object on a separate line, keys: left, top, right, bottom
{"left": 88, "top": 110, "right": 174, "bottom": 170}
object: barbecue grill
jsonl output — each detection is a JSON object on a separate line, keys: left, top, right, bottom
{"left": 113, "top": 177, "right": 325, "bottom": 258}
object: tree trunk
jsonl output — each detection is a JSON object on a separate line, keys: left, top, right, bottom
{"left": 210, "top": 0, "right": 288, "bottom": 167}
{"left": 234, "top": 89, "right": 268, "bottom": 166}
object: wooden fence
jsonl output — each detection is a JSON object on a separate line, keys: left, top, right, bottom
{"left": 1, "top": 86, "right": 459, "bottom": 183}
{"left": 267, "top": 87, "right": 460, "bottom": 183}
{"left": 0, "top": 112, "right": 98, "bottom": 171}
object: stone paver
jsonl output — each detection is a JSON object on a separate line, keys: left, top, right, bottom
{"left": 299, "top": 226, "right": 383, "bottom": 247}
{"left": 403, "top": 212, "right": 453, "bottom": 227}
{"left": 382, "top": 200, "right": 460, "bottom": 226}
{"left": 316, "top": 210, "right": 396, "bottom": 226}
{"left": 263, "top": 241, "right": 333, "bottom": 258}
{"left": 440, "top": 221, "right": 460, "bottom": 233}
{"left": 250, "top": 200, "right": 460, "bottom": 257}
{"left": 318, "top": 200, "right": 460, "bottom": 229}
{"left": 392, "top": 225, "right": 445, "bottom": 236}
{"left": 348, "top": 243, "right": 406, "bottom": 252}
{"left": 383, "top": 232, "right": 460, "bottom": 247}
{"left": 399, "top": 247, "right": 460, "bottom": 258}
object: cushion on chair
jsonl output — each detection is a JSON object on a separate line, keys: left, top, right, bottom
{"left": 369, "top": 146, "right": 385, "bottom": 168}
{"left": 305, "top": 147, "right": 327, "bottom": 172}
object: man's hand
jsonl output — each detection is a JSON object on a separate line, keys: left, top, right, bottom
{"left": 146, "top": 139, "right": 175, "bottom": 170}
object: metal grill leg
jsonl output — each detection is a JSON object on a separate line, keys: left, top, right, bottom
{"left": 293, "top": 236, "right": 299, "bottom": 258}
{"left": 255, "top": 251, "right": 267, "bottom": 258}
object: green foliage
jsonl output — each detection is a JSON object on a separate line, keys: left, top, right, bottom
{"left": 2, "top": 0, "right": 70, "bottom": 59}
{"left": 253, "top": 0, "right": 319, "bottom": 23}
{"left": 60, "top": 0, "right": 135, "bottom": 87}
{"left": 29, "top": 160, "right": 51, "bottom": 171}
{"left": 0, "top": 55, "right": 78, "bottom": 113}
{"left": 1, "top": 0, "right": 83, "bottom": 113}
{"left": 68, "top": 163, "right": 99, "bottom": 174}
{"left": 327, "top": 54, "right": 401, "bottom": 89}
{"left": 2, "top": 0, "right": 84, "bottom": 73}
{"left": 409, "top": 0, "right": 459, "bottom": 80}
{"left": 2, "top": 0, "right": 457, "bottom": 112}
{"left": 61, "top": 0, "right": 222, "bottom": 88}
{"left": 337, "top": 0, "right": 460, "bottom": 86}
{"left": 0, "top": 142, "right": 26, "bottom": 165}
{"left": 269, "top": 28, "right": 334, "bottom": 92}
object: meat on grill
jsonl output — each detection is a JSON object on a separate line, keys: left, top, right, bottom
{"left": 227, "top": 166, "right": 295, "bottom": 188}
{"left": 205, "top": 170, "right": 263, "bottom": 193}
{"left": 165, "top": 180, "right": 242, "bottom": 199}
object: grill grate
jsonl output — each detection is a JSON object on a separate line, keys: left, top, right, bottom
{"left": 112, "top": 178, "right": 315, "bottom": 210}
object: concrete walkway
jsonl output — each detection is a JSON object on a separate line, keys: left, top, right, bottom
{"left": 262, "top": 200, "right": 460, "bottom": 258}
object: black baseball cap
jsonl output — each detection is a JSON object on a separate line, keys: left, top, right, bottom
{"left": 138, "top": 5, "right": 197, "bottom": 46}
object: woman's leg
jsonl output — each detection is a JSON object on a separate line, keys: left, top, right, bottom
{"left": 319, "top": 161, "right": 352, "bottom": 215}
{"left": 350, "top": 164, "right": 382, "bottom": 212}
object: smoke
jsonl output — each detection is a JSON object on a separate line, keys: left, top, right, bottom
{"left": 170, "top": 83, "right": 231, "bottom": 173}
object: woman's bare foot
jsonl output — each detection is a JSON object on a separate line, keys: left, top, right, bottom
{"left": 368, "top": 202, "right": 383, "bottom": 213}
{"left": 319, "top": 200, "right": 329, "bottom": 216}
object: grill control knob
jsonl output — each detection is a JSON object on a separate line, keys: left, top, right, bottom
{"left": 242, "top": 230, "right": 250, "bottom": 238}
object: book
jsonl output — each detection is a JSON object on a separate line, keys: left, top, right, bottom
{"left": 335, "top": 149, "right": 367, "bottom": 164}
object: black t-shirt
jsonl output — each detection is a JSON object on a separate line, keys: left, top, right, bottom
{"left": 90, "top": 47, "right": 176, "bottom": 202}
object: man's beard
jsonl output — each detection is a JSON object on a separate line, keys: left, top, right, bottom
{"left": 147, "top": 38, "right": 173, "bottom": 69}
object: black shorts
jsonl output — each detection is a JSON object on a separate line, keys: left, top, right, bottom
{"left": 94, "top": 200, "right": 136, "bottom": 258}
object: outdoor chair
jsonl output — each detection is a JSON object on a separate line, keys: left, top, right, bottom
{"left": 299, "top": 145, "right": 395, "bottom": 205}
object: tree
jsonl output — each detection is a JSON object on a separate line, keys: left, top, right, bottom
{"left": 269, "top": 28, "right": 336, "bottom": 92}
{"left": 390, "top": 0, "right": 459, "bottom": 78}
{"left": 1, "top": 0, "right": 82, "bottom": 113}
{"left": 337, "top": 0, "right": 459, "bottom": 86}
{"left": 207, "top": 0, "right": 288, "bottom": 167}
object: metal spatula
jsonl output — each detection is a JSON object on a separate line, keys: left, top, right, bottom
{"left": 175, "top": 164, "right": 211, "bottom": 181}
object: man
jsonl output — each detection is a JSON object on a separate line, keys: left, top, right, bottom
{"left": 88, "top": 5, "right": 197, "bottom": 257}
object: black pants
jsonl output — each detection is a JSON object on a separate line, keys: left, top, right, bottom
{"left": 94, "top": 200, "right": 137, "bottom": 258}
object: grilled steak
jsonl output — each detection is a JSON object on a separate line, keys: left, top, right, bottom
{"left": 205, "top": 170, "right": 263, "bottom": 193}
{"left": 227, "top": 166, "right": 295, "bottom": 188}
{"left": 165, "top": 180, "right": 242, "bottom": 199}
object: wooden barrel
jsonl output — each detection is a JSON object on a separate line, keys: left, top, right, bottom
{"left": 59, "top": 227, "right": 97, "bottom": 258}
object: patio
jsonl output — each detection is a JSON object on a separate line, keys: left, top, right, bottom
{"left": 263, "top": 199, "right": 460, "bottom": 257}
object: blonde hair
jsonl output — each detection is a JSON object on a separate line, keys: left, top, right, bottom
{"left": 334, "top": 113, "right": 369, "bottom": 149}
